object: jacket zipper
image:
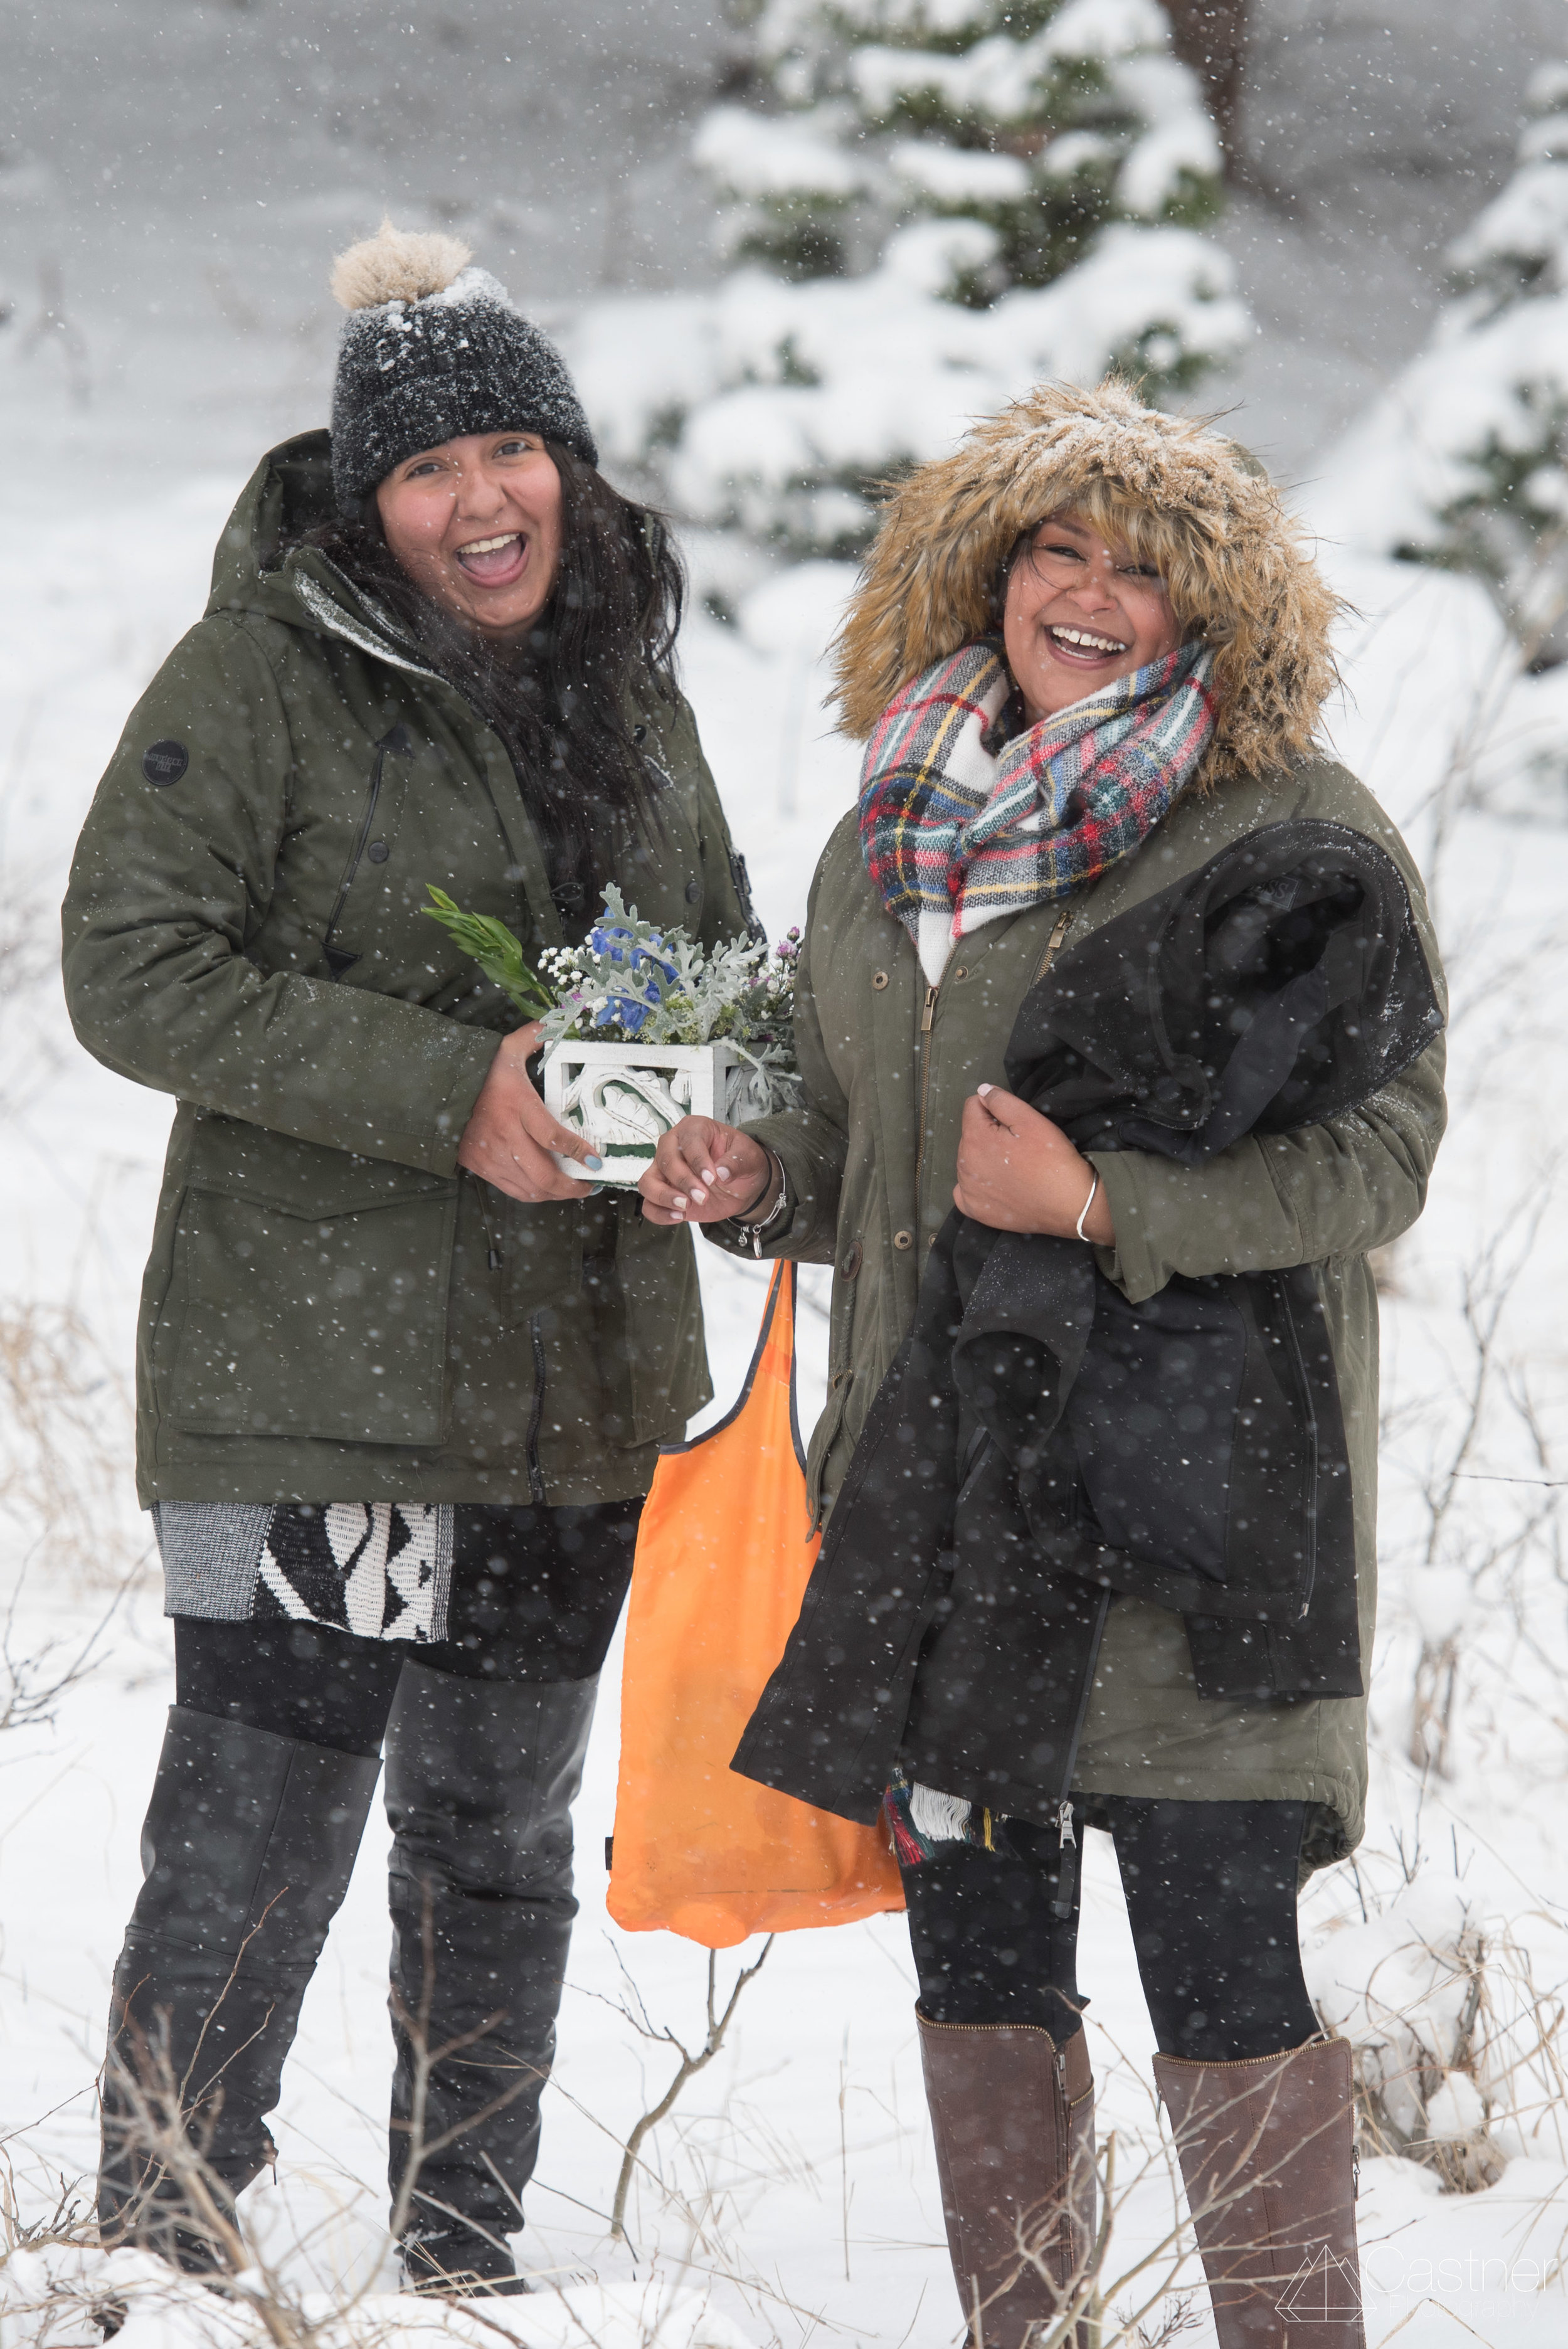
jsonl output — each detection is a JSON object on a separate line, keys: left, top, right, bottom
{"left": 525, "top": 1315, "right": 548, "bottom": 1505}
{"left": 911, "top": 908, "right": 1079, "bottom": 1201}
{"left": 1036, "top": 905, "right": 1076, "bottom": 984}
{"left": 1273, "top": 1271, "right": 1320, "bottom": 1617}
{"left": 912, "top": 980, "right": 940, "bottom": 1200}
{"left": 323, "top": 724, "right": 409, "bottom": 972}
{"left": 1047, "top": 1586, "right": 1111, "bottom": 1919}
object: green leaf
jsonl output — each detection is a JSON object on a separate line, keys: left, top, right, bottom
{"left": 422, "top": 886, "right": 554, "bottom": 1019}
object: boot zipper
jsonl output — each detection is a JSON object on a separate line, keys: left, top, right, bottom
{"left": 324, "top": 723, "right": 410, "bottom": 975}
{"left": 525, "top": 1315, "right": 548, "bottom": 1504}
{"left": 1052, "top": 2044, "right": 1071, "bottom": 2172}
{"left": 1157, "top": 2032, "right": 1337, "bottom": 2074}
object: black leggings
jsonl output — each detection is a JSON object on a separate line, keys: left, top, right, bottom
{"left": 903, "top": 1796, "right": 1320, "bottom": 2065}
{"left": 174, "top": 1499, "right": 639, "bottom": 1758}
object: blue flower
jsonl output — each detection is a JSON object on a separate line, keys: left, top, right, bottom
{"left": 587, "top": 903, "right": 679, "bottom": 997}
{"left": 595, "top": 993, "right": 649, "bottom": 1035}
{"left": 590, "top": 920, "right": 637, "bottom": 964}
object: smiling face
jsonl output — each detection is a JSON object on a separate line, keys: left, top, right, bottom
{"left": 374, "top": 429, "right": 563, "bottom": 645}
{"left": 1002, "top": 509, "right": 1183, "bottom": 723}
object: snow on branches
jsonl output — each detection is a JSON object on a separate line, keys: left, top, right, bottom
{"left": 568, "top": 0, "right": 1242, "bottom": 558}
{"left": 718, "top": 0, "right": 1222, "bottom": 293}
{"left": 1313, "top": 62, "right": 1568, "bottom": 660}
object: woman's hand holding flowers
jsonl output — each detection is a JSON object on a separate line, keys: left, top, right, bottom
{"left": 458, "top": 1022, "right": 605, "bottom": 1204}
{"left": 953, "top": 1085, "right": 1115, "bottom": 1243}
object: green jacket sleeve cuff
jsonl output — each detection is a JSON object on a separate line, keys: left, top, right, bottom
{"left": 1087, "top": 1037, "right": 1446, "bottom": 1305}
{"left": 699, "top": 1111, "right": 848, "bottom": 1264}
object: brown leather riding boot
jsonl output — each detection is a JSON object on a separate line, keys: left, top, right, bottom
{"left": 1153, "top": 2036, "right": 1365, "bottom": 2348}
{"left": 917, "top": 2008, "right": 1096, "bottom": 2348}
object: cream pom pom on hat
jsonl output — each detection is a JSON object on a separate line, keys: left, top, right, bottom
{"left": 327, "top": 219, "right": 598, "bottom": 512}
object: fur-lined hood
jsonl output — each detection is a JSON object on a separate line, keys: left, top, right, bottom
{"left": 832, "top": 379, "right": 1340, "bottom": 784}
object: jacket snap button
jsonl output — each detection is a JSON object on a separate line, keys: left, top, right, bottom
{"left": 871, "top": 970, "right": 889, "bottom": 990}
{"left": 841, "top": 1240, "right": 862, "bottom": 1280}
{"left": 684, "top": 878, "right": 701, "bottom": 903}
{"left": 954, "top": 965, "right": 967, "bottom": 980}
{"left": 367, "top": 841, "right": 389, "bottom": 864}
{"left": 893, "top": 1228, "right": 914, "bottom": 1250}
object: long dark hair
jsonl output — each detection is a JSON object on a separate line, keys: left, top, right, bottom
{"left": 291, "top": 441, "right": 685, "bottom": 913}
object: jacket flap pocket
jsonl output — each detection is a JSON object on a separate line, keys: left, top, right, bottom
{"left": 188, "top": 1113, "right": 457, "bottom": 1220}
{"left": 164, "top": 1179, "right": 458, "bottom": 1446}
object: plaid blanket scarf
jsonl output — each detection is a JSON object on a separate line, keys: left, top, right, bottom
{"left": 858, "top": 637, "right": 1216, "bottom": 982}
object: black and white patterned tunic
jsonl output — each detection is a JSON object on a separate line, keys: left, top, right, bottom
{"left": 152, "top": 1501, "right": 455, "bottom": 1642}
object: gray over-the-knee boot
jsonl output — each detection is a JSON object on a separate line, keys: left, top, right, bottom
{"left": 383, "top": 1665, "right": 597, "bottom": 2293}
{"left": 100, "top": 1707, "right": 381, "bottom": 2269}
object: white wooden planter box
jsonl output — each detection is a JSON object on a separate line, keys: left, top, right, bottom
{"left": 542, "top": 1040, "right": 771, "bottom": 1186}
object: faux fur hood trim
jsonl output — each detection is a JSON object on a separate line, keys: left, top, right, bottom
{"left": 831, "top": 378, "right": 1342, "bottom": 783}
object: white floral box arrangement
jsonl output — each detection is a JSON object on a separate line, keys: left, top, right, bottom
{"left": 425, "top": 883, "right": 800, "bottom": 1187}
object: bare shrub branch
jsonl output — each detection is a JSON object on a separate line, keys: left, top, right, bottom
{"left": 603, "top": 1938, "right": 775, "bottom": 2249}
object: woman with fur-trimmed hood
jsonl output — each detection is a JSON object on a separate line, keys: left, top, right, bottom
{"left": 644, "top": 379, "right": 1444, "bottom": 2348}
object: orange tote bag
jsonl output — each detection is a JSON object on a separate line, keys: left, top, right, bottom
{"left": 608, "top": 1262, "right": 904, "bottom": 1949}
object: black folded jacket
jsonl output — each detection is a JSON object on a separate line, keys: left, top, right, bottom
{"left": 732, "top": 820, "right": 1444, "bottom": 1830}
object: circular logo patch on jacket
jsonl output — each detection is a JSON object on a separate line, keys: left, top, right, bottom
{"left": 142, "top": 740, "right": 189, "bottom": 787}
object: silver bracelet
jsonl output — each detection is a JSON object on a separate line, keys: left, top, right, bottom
{"left": 735, "top": 1152, "right": 789, "bottom": 1258}
{"left": 1074, "top": 1167, "right": 1101, "bottom": 1244}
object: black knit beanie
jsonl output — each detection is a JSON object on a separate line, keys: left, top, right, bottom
{"left": 328, "top": 221, "right": 598, "bottom": 512}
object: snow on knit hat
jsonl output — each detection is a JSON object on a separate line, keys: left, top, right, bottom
{"left": 327, "top": 220, "right": 598, "bottom": 511}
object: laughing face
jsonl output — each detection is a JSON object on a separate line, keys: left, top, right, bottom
{"left": 375, "top": 430, "right": 563, "bottom": 644}
{"left": 1002, "top": 509, "right": 1182, "bottom": 723}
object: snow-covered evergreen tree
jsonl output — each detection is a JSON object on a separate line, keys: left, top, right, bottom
{"left": 700, "top": 0, "right": 1224, "bottom": 307}
{"left": 1313, "top": 64, "right": 1568, "bottom": 654}
{"left": 568, "top": 0, "right": 1244, "bottom": 563}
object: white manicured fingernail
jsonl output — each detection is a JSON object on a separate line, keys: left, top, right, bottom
{"left": 701, "top": 1165, "right": 717, "bottom": 1184}
{"left": 691, "top": 1185, "right": 706, "bottom": 1204}
{"left": 977, "top": 1084, "right": 993, "bottom": 1097}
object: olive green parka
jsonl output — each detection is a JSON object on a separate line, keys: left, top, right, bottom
{"left": 712, "top": 385, "right": 1447, "bottom": 1864}
{"left": 63, "top": 432, "right": 752, "bottom": 1509}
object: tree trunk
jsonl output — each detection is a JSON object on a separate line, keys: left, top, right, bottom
{"left": 1163, "top": 0, "right": 1251, "bottom": 177}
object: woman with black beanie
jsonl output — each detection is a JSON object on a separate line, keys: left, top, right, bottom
{"left": 64, "top": 221, "right": 753, "bottom": 2295}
